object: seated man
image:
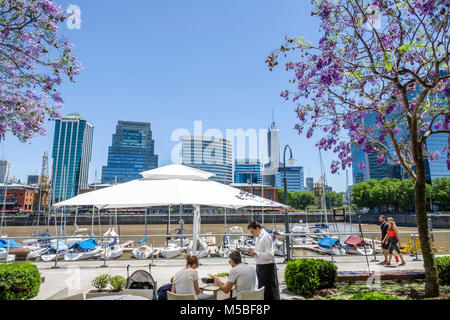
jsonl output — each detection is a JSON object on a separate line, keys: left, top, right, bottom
{"left": 211, "top": 251, "right": 257, "bottom": 300}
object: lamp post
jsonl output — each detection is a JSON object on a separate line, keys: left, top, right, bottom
{"left": 283, "top": 145, "right": 295, "bottom": 262}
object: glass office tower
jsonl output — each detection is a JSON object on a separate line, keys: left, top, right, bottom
{"left": 182, "top": 135, "right": 232, "bottom": 184}
{"left": 276, "top": 165, "right": 306, "bottom": 192}
{"left": 234, "top": 159, "right": 261, "bottom": 184}
{"left": 51, "top": 113, "right": 94, "bottom": 203}
{"left": 101, "top": 121, "right": 158, "bottom": 184}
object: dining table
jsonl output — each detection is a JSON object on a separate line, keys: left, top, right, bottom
{"left": 199, "top": 277, "right": 235, "bottom": 300}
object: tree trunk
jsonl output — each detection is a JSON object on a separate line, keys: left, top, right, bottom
{"left": 414, "top": 160, "right": 440, "bottom": 297}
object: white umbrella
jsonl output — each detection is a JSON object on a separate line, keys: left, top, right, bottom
{"left": 53, "top": 164, "right": 286, "bottom": 210}
{"left": 53, "top": 164, "right": 287, "bottom": 255}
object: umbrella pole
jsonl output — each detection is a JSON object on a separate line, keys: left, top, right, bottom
{"left": 192, "top": 205, "right": 200, "bottom": 256}
{"left": 224, "top": 207, "right": 227, "bottom": 235}
{"left": 91, "top": 206, "right": 95, "bottom": 236}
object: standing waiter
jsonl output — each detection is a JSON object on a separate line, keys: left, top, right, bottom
{"left": 247, "top": 221, "right": 280, "bottom": 300}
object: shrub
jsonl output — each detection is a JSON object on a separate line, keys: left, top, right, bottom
{"left": 436, "top": 256, "right": 450, "bottom": 285}
{"left": 349, "top": 292, "right": 403, "bottom": 300}
{"left": 315, "top": 259, "right": 338, "bottom": 289}
{"left": 285, "top": 258, "right": 338, "bottom": 297}
{"left": 285, "top": 259, "right": 320, "bottom": 297}
{"left": 91, "top": 274, "right": 110, "bottom": 291}
{"left": 0, "top": 262, "right": 41, "bottom": 300}
{"left": 109, "top": 275, "right": 126, "bottom": 291}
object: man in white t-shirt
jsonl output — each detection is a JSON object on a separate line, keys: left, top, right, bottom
{"left": 211, "top": 251, "right": 256, "bottom": 300}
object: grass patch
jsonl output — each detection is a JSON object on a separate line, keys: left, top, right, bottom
{"left": 313, "top": 281, "right": 450, "bottom": 300}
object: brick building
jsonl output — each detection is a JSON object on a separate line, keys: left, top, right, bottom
{"left": 0, "top": 183, "right": 38, "bottom": 214}
{"left": 230, "top": 183, "right": 279, "bottom": 202}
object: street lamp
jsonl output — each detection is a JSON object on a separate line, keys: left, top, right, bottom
{"left": 283, "top": 144, "right": 295, "bottom": 262}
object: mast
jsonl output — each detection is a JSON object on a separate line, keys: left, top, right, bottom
{"left": 319, "top": 150, "right": 328, "bottom": 225}
{"left": 0, "top": 163, "right": 11, "bottom": 236}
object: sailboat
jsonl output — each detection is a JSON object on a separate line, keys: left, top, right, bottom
{"left": 187, "top": 237, "right": 209, "bottom": 258}
{"left": 159, "top": 242, "right": 182, "bottom": 258}
{"left": 40, "top": 240, "right": 68, "bottom": 261}
{"left": 132, "top": 208, "right": 154, "bottom": 259}
{"left": 64, "top": 238, "right": 102, "bottom": 260}
{"left": 291, "top": 221, "right": 314, "bottom": 245}
{"left": 343, "top": 236, "right": 374, "bottom": 255}
{"left": 317, "top": 236, "right": 346, "bottom": 255}
{"left": 100, "top": 228, "right": 123, "bottom": 260}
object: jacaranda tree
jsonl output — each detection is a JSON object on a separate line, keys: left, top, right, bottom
{"left": 0, "top": 0, "right": 81, "bottom": 141}
{"left": 267, "top": 0, "right": 449, "bottom": 297}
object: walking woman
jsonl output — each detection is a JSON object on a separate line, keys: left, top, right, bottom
{"left": 382, "top": 217, "right": 406, "bottom": 266}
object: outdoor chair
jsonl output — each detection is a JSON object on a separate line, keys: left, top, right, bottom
{"left": 167, "top": 291, "right": 196, "bottom": 300}
{"left": 238, "top": 287, "right": 265, "bottom": 300}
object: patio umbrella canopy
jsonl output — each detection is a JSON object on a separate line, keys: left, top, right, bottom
{"left": 53, "top": 164, "right": 287, "bottom": 256}
{"left": 53, "top": 164, "right": 287, "bottom": 209}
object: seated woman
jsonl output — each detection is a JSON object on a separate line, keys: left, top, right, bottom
{"left": 171, "top": 255, "right": 212, "bottom": 300}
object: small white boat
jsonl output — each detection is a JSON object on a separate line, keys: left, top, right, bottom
{"left": 202, "top": 233, "right": 216, "bottom": 246}
{"left": 132, "top": 245, "right": 152, "bottom": 260}
{"left": 100, "top": 243, "right": 123, "bottom": 260}
{"left": 344, "top": 236, "right": 374, "bottom": 256}
{"left": 0, "top": 248, "right": 15, "bottom": 262}
{"left": 317, "top": 236, "right": 347, "bottom": 256}
{"left": 187, "top": 237, "right": 210, "bottom": 258}
{"left": 64, "top": 238, "right": 102, "bottom": 261}
{"left": 160, "top": 243, "right": 182, "bottom": 258}
{"left": 229, "top": 226, "right": 246, "bottom": 244}
{"left": 291, "top": 222, "right": 314, "bottom": 245}
{"left": 40, "top": 241, "right": 68, "bottom": 261}
{"left": 64, "top": 235, "right": 90, "bottom": 247}
{"left": 25, "top": 246, "right": 48, "bottom": 260}
{"left": 170, "top": 238, "right": 189, "bottom": 251}
{"left": 273, "top": 238, "right": 285, "bottom": 257}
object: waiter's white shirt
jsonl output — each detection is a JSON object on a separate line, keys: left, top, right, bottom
{"left": 254, "top": 228, "right": 275, "bottom": 265}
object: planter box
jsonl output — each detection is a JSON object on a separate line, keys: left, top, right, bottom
{"left": 86, "top": 288, "right": 154, "bottom": 300}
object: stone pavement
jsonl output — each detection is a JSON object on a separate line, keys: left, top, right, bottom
{"left": 32, "top": 253, "right": 448, "bottom": 300}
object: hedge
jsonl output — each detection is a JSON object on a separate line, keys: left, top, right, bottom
{"left": 285, "top": 258, "right": 337, "bottom": 297}
{"left": 0, "top": 263, "right": 41, "bottom": 300}
{"left": 436, "top": 256, "right": 450, "bottom": 285}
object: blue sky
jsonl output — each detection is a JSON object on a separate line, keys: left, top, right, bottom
{"left": 2, "top": 0, "right": 353, "bottom": 192}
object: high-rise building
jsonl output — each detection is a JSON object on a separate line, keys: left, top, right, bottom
{"left": 276, "top": 165, "right": 306, "bottom": 192}
{"left": 262, "top": 116, "right": 280, "bottom": 187}
{"left": 234, "top": 159, "right": 261, "bottom": 184}
{"left": 306, "top": 177, "right": 314, "bottom": 191}
{"left": 27, "top": 175, "right": 40, "bottom": 186}
{"left": 425, "top": 133, "right": 450, "bottom": 180}
{"left": 351, "top": 111, "right": 402, "bottom": 183}
{"left": 352, "top": 82, "right": 449, "bottom": 184}
{"left": 0, "top": 160, "right": 11, "bottom": 183}
{"left": 101, "top": 121, "right": 158, "bottom": 184}
{"left": 51, "top": 113, "right": 94, "bottom": 203}
{"left": 182, "top": 135, "right": 232, "bottom": 184}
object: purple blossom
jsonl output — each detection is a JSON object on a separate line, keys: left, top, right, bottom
{"left": 358, "top": 162, "right": 366, "bottom": 171}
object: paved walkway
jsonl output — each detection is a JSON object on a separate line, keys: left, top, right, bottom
{"left": 31, "top": 253, "right": 450, "bottom": 300}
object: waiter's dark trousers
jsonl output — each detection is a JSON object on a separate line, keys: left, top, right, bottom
{"left": 256, "top": 263, "right": 280, "bottom": 300}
